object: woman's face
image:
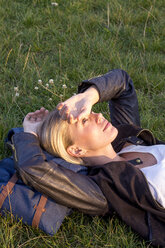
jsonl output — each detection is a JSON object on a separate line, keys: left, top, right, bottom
{"left": 68, "top": 112, "right": 118, "bottom": 152}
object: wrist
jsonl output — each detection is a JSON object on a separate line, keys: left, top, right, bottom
{"left": 23, "top": 129, "right": 38, "bottom": 137}
{"left": 83, "top": 86, "right": 99, "bottom": 105}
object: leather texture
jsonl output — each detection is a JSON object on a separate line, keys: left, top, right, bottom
{"left": 78, "top": 69, "right": 140, "bottom": 126}
{"left": 10, "top": 69, "right": 165, "bottom": 245}
{"left": 12, "top": 68, "right": 142, "bottom": 215}
{"left": 12, "top": 132, "right": 108, "bottom": 215}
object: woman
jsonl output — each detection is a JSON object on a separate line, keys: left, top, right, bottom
{"left": 13, "top": 69, "right": 165, "bottom": 246}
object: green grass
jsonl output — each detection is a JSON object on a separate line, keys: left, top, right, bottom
{"left": 0, "top": 0, "right": 164, "bottom": 247}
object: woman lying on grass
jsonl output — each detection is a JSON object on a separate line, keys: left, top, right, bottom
{"left": 13, "top": 69, "right": 165, "bottom": 246}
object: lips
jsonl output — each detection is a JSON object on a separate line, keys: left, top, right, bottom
{"left": 103, "top": 121, "right": 111, "bottom": 131}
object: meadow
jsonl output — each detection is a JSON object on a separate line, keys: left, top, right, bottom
{"left": 0, "top": 0, "right": 164, "bottom": 247}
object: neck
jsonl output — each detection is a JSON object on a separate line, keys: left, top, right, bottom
{"left": 83, "top": 144, "right": 125, "bottom": 166}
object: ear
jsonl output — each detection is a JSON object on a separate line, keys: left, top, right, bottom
{"left": 67, "top": 145, "right": 87, "bottom": 157}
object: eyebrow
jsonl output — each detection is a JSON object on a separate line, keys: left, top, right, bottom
{"left": 73, "top": 110, "right": 93, "bottom": 126}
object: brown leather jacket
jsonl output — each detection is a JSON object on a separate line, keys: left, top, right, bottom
{"left": 11, "top": 69, "right": 165, "bottom": 246}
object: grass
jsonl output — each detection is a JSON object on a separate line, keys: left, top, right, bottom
{"left": 0, "top": 0, "right": 164, "bottom": 247}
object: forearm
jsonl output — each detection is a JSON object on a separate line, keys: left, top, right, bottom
{"left": 12, "top": 132, "right": 108, "bottom": 215}
{"left": 78, "top": 69, "right": 127, "bottom": 102}
{"left": 81, "top": 85, "right": 99, "bottom": 106}
{"left": 78, "top": 69, "right": 140, "bottom": 126}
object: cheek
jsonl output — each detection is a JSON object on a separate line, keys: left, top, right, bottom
{"left": 77, "top": 127, "right": 99, "bottom": 149}
{"left": 106, "top": 126, "right": 118, "bottom": 142}
{"left": 71, "top": 125, "right": 118, "bottom": 150}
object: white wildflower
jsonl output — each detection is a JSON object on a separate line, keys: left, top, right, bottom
{"left": 60, "top": 94, "right": 63, "bottom": 97}
{"left": 49, "top": 79, "right": 54, "bottom": 84}
{"left": 51, "top": 2, "right": 58, "bottom": 6}
{"left": 62, "top": 84, "right": 67, "bottom": 89}
{"left": 15, "top": 92, "right": 19, "bottom": 97}
{"left": 46, "top": 83, "right": 49, "bottom": 88}
{"left": 34, "top": 86, "right": 39, "bottom": 90}
{"left": 14, "top": 86, "right": 18, "bottom": 92}
{"left": 48, "top": 98, "right": 52, "bottom": 101}
{"left": 38, "top": 79, "right": 42, "bottom": 84}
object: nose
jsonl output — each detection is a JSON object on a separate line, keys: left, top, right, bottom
{"left": 91, "top": 112, "right": 103, "bottom": 123}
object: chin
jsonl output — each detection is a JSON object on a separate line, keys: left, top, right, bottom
{"left": 111, "top": 126, "right": 118, "bottom": 141}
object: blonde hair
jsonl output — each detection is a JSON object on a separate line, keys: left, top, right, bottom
{"left": 38, "top": 109, "right": 83, "bottom": 165}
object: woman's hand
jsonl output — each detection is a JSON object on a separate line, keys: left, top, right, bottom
{"left": 23, "top": 107, "right": 49, "bottom": 136}
{"left": 57, "top": 86, "right": 99, "bottom": 123}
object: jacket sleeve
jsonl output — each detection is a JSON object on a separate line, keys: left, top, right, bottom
{"left": 78, "top": 69, "right": 140, "bottom": 127}
{"left": 12, "top": 132, "right": 109, "bottom": 216}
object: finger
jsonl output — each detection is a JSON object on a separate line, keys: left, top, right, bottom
{"left": 59, "top": 105, "right": 70, "bottom": 119}
{"left": 69, "top": 114, "right": 77, "bottom": 124}
{"left": 59, "top": 104, "right": 68, "bottom": 115}
{"left": 24, "top": 113, "right": 31, "bottom": 120}
{"left": 40, "top": 107, "right": 48, "bottom": 115}
{"left": 61, "top": 111, "right": 69, "bottom": 120}
{"left": 28, "top": 111, "right": 40, "bottom": 121}
{"left": 35, "top": 117, "right": 42, "bottom": 122}
{"left": 34, "top": 108, "right": 48, "bottom": 119}
{"left": 32, "top": 107, "right": 45, "bottom": 115}
{"left": 56, "top": 102, "right": 64, "bottom": 110}
{"left": 40, "top": 107, "right": 46, "bottom": 111}
{"left": 77, "top": 108, "right": 89, "bottom": 121}
{"left": 34, "top": 108, "right": 44, "bottom": 116}
{"left": 24, "top": 112, "right": 35, "bottom": 120}
{"left": 37, "top": 110, "right": 49, "bottom": 120}
{"left": 33, "top": 110, "right": 41, "bottom": 116}
{"left": 63, "top": 110, "right": 70, "bottom": 120}
{"left": 44, "top": 109, "right": 49, "bottom": 116}
{"left": 29, "top": 116, "right": 36, "bottom": 122}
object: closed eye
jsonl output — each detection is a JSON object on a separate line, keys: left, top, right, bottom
{"left": 82, "top": 118, "right": 88, "bottom": 124}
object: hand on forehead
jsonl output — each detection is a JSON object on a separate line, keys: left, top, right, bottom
{"left": 57, "top": 98, "right": 93, "bottom": 124}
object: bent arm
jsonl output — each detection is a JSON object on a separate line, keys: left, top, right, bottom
{"left": 78, "top": 69, "right": 140, "bottom": 127}
{"left": 12, "top": 132, "right": 108, "bottom": 215}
